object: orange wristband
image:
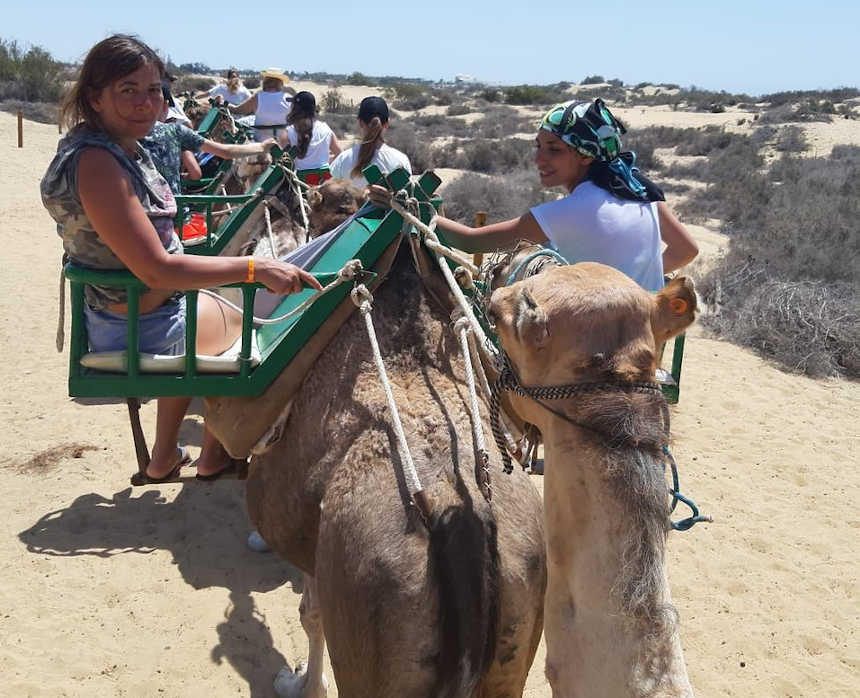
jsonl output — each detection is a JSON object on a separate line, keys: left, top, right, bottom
{"left": 246, "top": 257, "right": 255, "bottom": 283}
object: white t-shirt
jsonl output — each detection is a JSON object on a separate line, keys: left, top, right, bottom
{"left": 530, "top": 180, "right": 664, "bottom": 292}
{"left": 286, "top": 121, "right": 335, "bottom": 170}
{"left": 208, "top": 83, "right": 251, "bottom": 106}
{"left": 254, "top": 90, "right": 293, "bottom": 142}
{"left": 329, "top": 143, "right": 412, "bottom": 188}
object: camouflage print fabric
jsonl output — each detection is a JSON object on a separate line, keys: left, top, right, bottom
{"left": 140, "top": 121, "right": 205, "bottom": 195}
{"left": 41, "top": 126, "right": 181, "bottom": 309}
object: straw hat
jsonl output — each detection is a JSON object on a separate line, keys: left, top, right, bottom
{"left": 260, "top": 68, "right": 290, "bottom": 85}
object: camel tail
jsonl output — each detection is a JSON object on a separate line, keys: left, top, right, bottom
{"left": 428, "top": 503, "right": 500, "bottom": 698}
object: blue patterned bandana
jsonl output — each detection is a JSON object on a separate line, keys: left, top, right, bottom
{"left": 539, "top": 98, "right": 664, "bottom": 202}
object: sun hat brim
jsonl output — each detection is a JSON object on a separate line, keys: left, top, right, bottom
{"left": 260, "top": 68, "right": 289, "bottom": 84}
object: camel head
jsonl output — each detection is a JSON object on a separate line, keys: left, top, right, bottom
{"left": 487, "top": 262, "right": 696, "bottom": 390}
{"left": 307, "top": 178, "right": 366, "bottom": 238}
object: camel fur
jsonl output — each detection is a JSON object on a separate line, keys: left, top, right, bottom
{"left": 244, "top": 241, "right": 546, "bottom": 697}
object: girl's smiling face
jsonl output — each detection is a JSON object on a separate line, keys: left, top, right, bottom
{"left": 89, "top": 62, "right": 163, "bottom": 147}
{"left": 535, "top": 129, "right": 593, "bottom": 192}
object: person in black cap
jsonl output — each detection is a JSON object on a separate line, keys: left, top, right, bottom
{"left": 279, "top": 91, "right": 341, "bottom": 183}
{"left": 330, "top": 96, "right": 411, "bottom": 187}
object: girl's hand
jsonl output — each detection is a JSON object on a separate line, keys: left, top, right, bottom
{"left": 367, "top": 184, "right": 393, "bottom": 209}
{"left": 260, "top": 137, "right": 278, "bottom": 153}
{"left": 256, "top": 258, "right": 323, "bottom": 295}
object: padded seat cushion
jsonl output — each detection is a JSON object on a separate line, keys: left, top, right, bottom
{"left": 80, "top": 331, "right": 260, "bottom": 374}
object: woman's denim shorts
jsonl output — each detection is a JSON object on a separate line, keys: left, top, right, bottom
{"left": 84, "top": 296, "right": 186, "bottom": 355}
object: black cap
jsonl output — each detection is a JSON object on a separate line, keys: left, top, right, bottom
{"left": 358, "top": 96, "right": 389, "bottom": 123}
{"left": 292, "top": 91, "right": 316, "bottom": 114}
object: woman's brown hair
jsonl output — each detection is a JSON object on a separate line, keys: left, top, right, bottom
{"left": 60, "top": 34, "right": 165, "bottom": 131}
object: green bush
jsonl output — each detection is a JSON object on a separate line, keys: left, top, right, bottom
{"left": 0, "top": 39, "right": 63, "bottom": 102}
{"left": 581, "top": 75, "right": 605, "bottom": 85}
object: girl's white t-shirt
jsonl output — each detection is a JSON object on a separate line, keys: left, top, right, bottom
{"left": 530, "top": 180, "right": 664, "bottom": 292}
{"left": 208, "top": 84, "right": 251, "bottom": 105}
{"left": 329, "top": 143, "right": 411, "bottom": 188}
{"left": 285, "top": 121, "right": 335, "bottom": 170}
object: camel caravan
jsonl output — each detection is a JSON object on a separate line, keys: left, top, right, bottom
{"left": 51, "top": 47, "right": 709, "bottom": 697}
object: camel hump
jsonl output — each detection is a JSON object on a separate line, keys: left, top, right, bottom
{"left": 426, "top": 502, "right": 500, "bottom": 697}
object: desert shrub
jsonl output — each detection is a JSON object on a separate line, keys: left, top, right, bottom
{"left": 470, "top": 106, "right": 537, "bottom": 138}
{"left": 346, "top": 72, "right": 373, "bottom": 86}
{"left": 574, "top": 86, "right": 628, "bottom": 104}
{"left": 581, "top": 75, "right": 605, "bottom": 85}
{"left": 385, "top": 122, "right": 434, "bottom": 172}
{"left": 774, "top": 125, "right": 807, "bottom": 152}
{"left": 243, "top": 76, "right": 260, "bottom": 90}
{"left": 178, "top": 62, "right": 211, "bottom": 74}
{"left": 0, "top": 99, "right": 57, "bottom": 123}
{"left": 439, "top": 169, "right": 553, "bottom": 225}
{"left": 173, "top": 75, "right": 215, "bottom": 94}
{"left": 0, "top": 39, "right": 64, "bottom": 102}
{"left": 324, "top": 112, "right": 354, "bottom": 138}
{"left": 322, "top": 88, "right": 353, "bottom": 114}
{"left": 447, "top": 104, "right": 471, "bottom": 116}
{"left": 478, "top": 88, "right": 500, "bottom": 103}
{"left": 695, "top": 146, "right": 860, "bottom": 377}
{"left": 675, "top": 125, "right": 736, "bottom": 156}
{"left": 759, "top": 100, "right": 834, "bottom": 124}
{"left": 433, "top": 89, "right": 455, "bottom": 106}
{"left": 406, "top": 113, "right": 470, "bottom": 139}
{"left": 441, "top": 138, "right": 533, "bottom": 174}
{"left": 503, "top": 84, "right": 566, "bottom": 106}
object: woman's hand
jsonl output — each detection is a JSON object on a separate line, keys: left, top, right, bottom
{"left": 367, "top": 184, "right": 393, "bottom": 209}
{"left": 260, "top": 137, "right": 278, "bottom": 153}
{"left": 255, "top": 258, "right": 323, "bottom": 295}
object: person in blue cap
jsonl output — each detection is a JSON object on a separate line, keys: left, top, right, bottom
{"left": 381, "top": 98, "right": 698, "bottom": 291}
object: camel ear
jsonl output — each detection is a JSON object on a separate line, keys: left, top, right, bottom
{"left": 515, "top": 288, "right": 549, "bottom": 348}
{"left": 652, "top": 276, "right": 697, "bottom": 345}
{"left": 307, "top": 188, "right": 323, "bottom": 209}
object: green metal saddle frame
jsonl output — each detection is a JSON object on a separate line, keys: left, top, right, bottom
{"left": 64, "top": 167, "right": 442, "bottom": 402}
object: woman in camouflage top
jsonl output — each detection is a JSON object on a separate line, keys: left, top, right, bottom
{"left": 41, "top": 34, "right": 320, "bottom": 482}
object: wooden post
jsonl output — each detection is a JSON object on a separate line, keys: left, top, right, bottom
{"left": 473, "top": 211, "right": 488, "bottom": 267}
{"left": 17, "top": 110, "right": 23, "bottom": 148}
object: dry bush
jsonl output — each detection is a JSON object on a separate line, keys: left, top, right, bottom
{"left": 435, "top": 138, "right": 533, "bottom": 174}
{"left": 173, "top": 75, "right": 215, "bottom": 94}
{"left": 0, "top": 38, "right": 64, "bottom": 102}
{"left": 385, "top": 122, "right": 434, "bottom": 172}
{"left": 406, "top": 113, "right": 470, "bottom": 138}
{"left": 0, "top": 99, "right": 57, "bottom": 123}
{"left": 322, "top": 88, "right": 353, "bottom": 114}
{"left": 439, "top": 169, "right": 553, "bottom": 225}
{"left": 695, "top": 145, "right": 860, "bottom": 378}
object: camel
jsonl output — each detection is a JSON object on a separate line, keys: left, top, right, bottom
{"left": 486, "top": 262, "right": 698, "bottom": 697}
{"left": 241, "top": 240, "right": 547, "bottom": 697}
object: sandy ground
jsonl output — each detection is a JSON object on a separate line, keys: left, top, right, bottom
{"left": 1, "top": 109, "right": 858, "bottom": 697}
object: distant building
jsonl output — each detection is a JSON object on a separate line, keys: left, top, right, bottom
{"left": 454, "top": 74, "right": 477, "bottom": 84}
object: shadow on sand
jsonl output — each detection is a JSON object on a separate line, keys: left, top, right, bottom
{"left": 18, "top": 480, "right": 303, "bottom": 697}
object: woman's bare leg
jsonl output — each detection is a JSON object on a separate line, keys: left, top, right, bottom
{"left": 147, "top": 396, "right": 192, "bottom": 478}
{"left": 147, "top": 294, "right": 242, "bottom": 478}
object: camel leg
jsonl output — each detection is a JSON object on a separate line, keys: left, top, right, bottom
{"left": 274, "top": 573, "right": 328, "bottom": 698}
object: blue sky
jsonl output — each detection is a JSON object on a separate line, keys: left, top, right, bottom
{"left": 4, "top": 1, "right": 859, "bottom": 96}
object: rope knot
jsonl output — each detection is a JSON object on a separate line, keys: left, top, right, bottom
{"left": 338, "top": 259, "right": 364, "bottom": 281}
{"left": 351, "top": 284, "right": 373, "bottom": 310}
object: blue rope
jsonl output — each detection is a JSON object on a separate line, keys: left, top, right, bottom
{"left": 505, "top": 249, "right": 570, "bottom": 286}
{"left": 662, "top": 445, "right": 713, "bottom": 531}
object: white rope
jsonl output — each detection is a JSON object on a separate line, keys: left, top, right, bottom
{"left": 263, "top": 200, "right": 279, "bottom": 258}
{"left": 387, "top": 198, "right": 498, "bottom": 362}
{"left": 199, "top": 258, "right": 364, "bottom": 325}
{"left": 454, "top": 316, "right": 491, "bottom": 499}
{"left": 351, "top": 284, "right": 423, "bottom": 497}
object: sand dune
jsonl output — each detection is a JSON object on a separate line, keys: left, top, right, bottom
{"left": 0, "top": 110, "right": 857, "bottom": 697}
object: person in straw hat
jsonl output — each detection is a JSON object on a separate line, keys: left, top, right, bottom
{"left": 229, "top": 67, "right": 294, "bottom": 142}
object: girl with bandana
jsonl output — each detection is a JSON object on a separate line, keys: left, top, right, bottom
{"left": 375, "top": 99, "right": 697, "bottom": 292}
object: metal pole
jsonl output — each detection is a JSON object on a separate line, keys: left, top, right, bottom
{"left": 473, "top": 211, "right": 488, "bottom": 267}
{"left": 17, "top": 110, "right": 23, "bottom": 148}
